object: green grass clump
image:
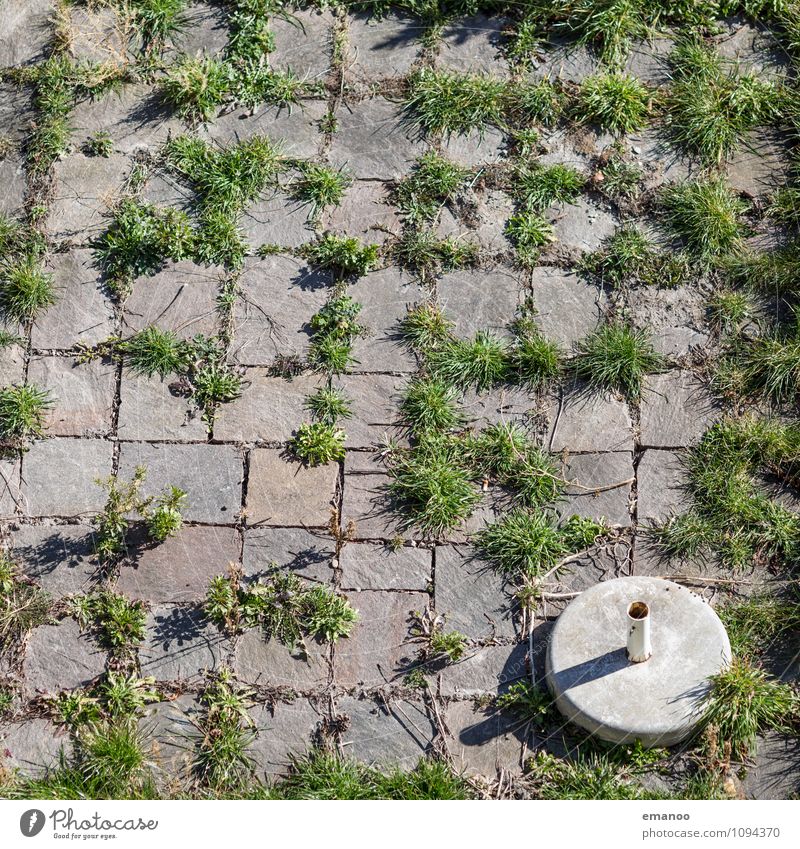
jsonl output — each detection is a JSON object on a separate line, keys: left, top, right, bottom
{"left": 526, "top": 752, "right": 653, "bottom": 800}
{"left": 392, "top": 152, "right": 471, "bottom": 224}
{"left": 580, "top": 226, "right": 653, "bottom": 287}
{"left": 707, "top": 289, "right": 753, "bottom": 335}
{"left": 701, "top": 658, "right": 797, "bottom": 760}
{"left": 513, "top": 162, "right": 584, "bottom": 213}
{"left": 661, "top": 177, "right": 748, "bottom": 264}
{"left": 129, "top": 0, "right": 189, "bottom": 50}
{"left": 0, "top": 256, "right": 56, "bottom": 323}
{"left": 290, "top": 421, "right": 346, "bottom": 466}
{"left": 393, "top": 229, "right": 480, "bottom": 277}
{"left": 427, "top": 331, "right": 510, "bottom": 391}
{"left": 161, "top": 54, "right": 230, "bottom": 122}
{"left": 577, "top": 73, "right": 651, "bottom": 135}
{"left": 572, "top": 322, "right": 664, "bottom": 399}
{"left": 147, "top": 485, "right": 187, "bottom": 541}
{"left": 289, "top": 163, "right": 351, "bottom": 220}
{"left": 474, "top": 510, "right": 605, "bottom": 579}
{"left": 724, "top": 243, "right": 800, "bottom": 295}
{"left": 718, "top": 593, "right": 800, "bottom": 661}
{"left": 735, "top": 327, "right": 800, "bottom": 405}
{"left": 400, "top": 377, "right": 464, "bottom": 435}
{"left": 400, "top": 302, "right": 453, "bottom": 352}
{"left": 666, "top": 39, "right": 779, "bottom": 165}
{"left": 308, "top": 295, "right": 365, "bottom": 374}
{"left": 598, "top": 153, "right": 643, "bottom": 202}
{"left": 497, "top": 681, "right": 554, "bottom": 728}
{"left": 120, "top": 326, "right": 185, "bottom": 378}
{"left": 510, "top": 325, "right": 562, "bottom": 390}
{"left": 72, "top": 591, "right": 147, "bottom": 654}
{"left": 505, "top": 211, "right": 554, "bottom": 267}
{"left": 0, "top": 384, "right": 52, "bottom": 449}
{"left": 300, "top": 234, "right": 379, "bottom": 279}
{"left": 304, "top": 386, "right": 352, "bottom": 426}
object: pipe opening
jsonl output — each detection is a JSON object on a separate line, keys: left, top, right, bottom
{"left": 628, "top": 601, "right": 649, "bottom": 620}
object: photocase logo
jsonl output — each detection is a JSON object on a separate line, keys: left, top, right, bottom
{"left": 20, "top": 810, "right": 46, "bottom": 837}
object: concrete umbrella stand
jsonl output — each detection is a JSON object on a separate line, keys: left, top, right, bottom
{"left": 545, "top": 576, "right": 731, "bottom": 746}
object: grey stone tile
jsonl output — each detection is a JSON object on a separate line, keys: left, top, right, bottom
{"left": 122, "top": 260, "right": 223, "bottom": 340}
{"left": 435, "top": 544, "right": 517, "bottom": 640}
{"left": 27, "top": 357, "right": 115, "bottom": 437}
{"left": 0, "top": 0, "right": 53, "bottom": 67}
{"left": 23, "top": 618, "right": 107, "bottom": 695}
{"left": 558, "top": 451, "right": 634, "bottom": 526}
{"left": 340, "top": 473, "right": 407, "bottom": 541}
{"left": 550, "top": 197, "right": 618, "bottom": 257}
{"left": 242, "top": 526, "right": 335, "bottom": 584}
{"left": 0, "top": 456, "right": 22, "bottom": 520}
{"left": 437, "top": 266, "right": 522, "bottom": 339}
{"left": 249, "top": 699, "right": 321, "bottom": 777}
{"left": 116, "top": 525, "right": 240, "bottom": 603}
{"left": 170, "top": 1, "right": 229, "bottom": 57}
{"left": 547, "top": 389, "right": 634, "bottom": 452}
{"left": 637, "top": 449, "right": 690, "bottom": 522}
{"left": 269, "top": 9, "right": 334, "bottom": 79}
{"left": 117, "top": 374, "right": 207, "bottom": 442}
{"left": 627, "top": 286, "right": 710, "bottom": 358}
{"left": 338, "top": 374, "right": 405, "bottom": 448}
{"left": 241, "top": 191, "right": 315, "bottom": 249}
{"left": 234, "top": 629, "right": 329, "bottom": 689}
{"left": 470, "top": 189, "right": 515, "bottom": 252}
{"left": 445, "top": 701, "right": 524, "bottom": 776}
{"left": 139, "top": 695, "right": 201, "bottom": 783}
{"left": 441, "top": 126, "right": 506, "bottom": 167}
{"left": 336, "top": 590, "right": 426, "bottom": 687}
{"left": 639, "top": 371, "right": 716, "bottom": 448}
{"left": 439, "top": 643, "right": 527, "bottom": 696}
{"left": 531, "top": 39, "right": 600, "bottom": 83}
{"left": 531, "top": 266, "right": 603, "bottom": 350}
{"left": 22, "top": 438, "right": 113, "bottom": 517}
{"left": 0, "top": 343, "right": 25, "bottom": 385}
{"left": 66, "top": 6, "right": 127, "bottom": 65}
{"left": 246, "top": 448, "right": 337, "bottom": 526}
{"left": 0, "top": 155, "right": 26, "bottom": 216}
{"left": 339, "top": 696, "right": 435, "bottom": 766}
{"left": 346, "top": 12, "right": 422, "bottom": 79}
{"left": 340, "top": 542, "right": 431, "bottom": 591}
{"left": 0, "top": 82, "right": 36, "bottom": 144}
{"left": 458, "top": 385, "right": 538, "bottom": 428}
{"left": 322, "top": 181, "right": 401, "bottom": 247}
{"left": 742, "top": 733, "right": 800, "bottom": 800}
{"left": 231, "top": 255, "right": 330, "bottom": 365}
{"left": 624, "top": 37, "right": 674, "bottom": 84}
{"left": 725, "top": 133, "right": 788, "bottom": 199}
{"left": 214, "top": 370, "right": 318, "bottom": 443}
{"left": 345, "top": 451, "right": 385, "bottom": 475}
{"left": 713, "top": 22, "right": 786, "bottom": 74}
{"left": 33, "top": 250, "right": 115, "bottom": 350}
{"left": 0, "top": 719, "right": 70, "bottom": 776}
{"left": 437, "top": 15, "right": 509, "bottom": 75}
{"left": 11, "top": 524, "right": 97, "bottom": 597}
{"left": 328, "top": 97, "right": 426, "bottom": 180}
{"left": 117, "top": 442, "right": 243, "bottom": 524}
{"left": 141, "top": 606, "right": 230, "bottom": 681}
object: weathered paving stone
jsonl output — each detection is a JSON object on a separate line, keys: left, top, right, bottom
{"left": 139, "top": 696, "right": 202, "bottom": 783}
{"left": 558, "top": 452, "right": 634, "bottom": 526}
{"left": 636, "top": 449, "right": 690, "bottom": 522}
{"left": 531, "top": 266, "right": 603, "bottom": 349}
{"left": 742, "top": 733, "right": 800, "bottom": 800}
{"left": 122, "top": 260, "right": 223, "bottom": 340}
{"left": 347, "top": 12, "right": 422, "bottom": 79}
{"left": 214, "top": 371, "right": 318, "bottom": 443}
{"left": 470, "top": 189, "right": 515, "bottom": 252}
{"left": 231, "top": 255, "right": 330, "bottom": 365}
{"left": 23, "top": 618, "right": 107, "bottom": 694}
{"left": 440, "top": 643, "right": 527, "bottom": 697}
{"left": 445, "top": 701, "right": 524, "bottom": 776}
{"left": 459, "top": 385, "right": 538, "bottom": 428}
{"left": 627, "top": 285, "right": 709, "bottom": 357}
{"left": 22, "top": 438, "right": 113, "bottom": 517}
{"left": 0, "top": 341, "right": 25, "bottom": 385}
{"left": 12, "top": 524, "right": 97, "bottom": 597}
{"left": 27, "top": 357, "right": 115, "bottom": 437}
{"left": 531, "top": 39, "right": 600, "bottom": 82}
{"left": 117, "top": 374, "right": 207, "bottom": 442}
{"left": 246, "top": 449, "right": 337, "bottom": 526}
{"left": 242, "top": 526, "right": 335, "bottom": 584}
{"left": 169, "top": 1, "right": 230, "bottom": 57}
{"left": 0, "top": 456, "right": 22, "bottom": 520}
{"left": 33, "top": 250, "right": 115, "bottom": 350}
{"left": 340, "top": 542, "right": 430, "bottom": 591}
{"left": 639, "top": 371, "right": 716, "bottom": 449}
{"left": 336, "top": 590, "right": 426, "bottom": 687}
{"left": 67, "top": 5, "right": 127, "bottom": 64}
{"left": 0, "top": 155, "right": 26, "bottom": 216}
{"left": 340, "top": 473, "right": 407, "bottom": 541}
{"left": 249, "top": 699, "right": 321, "bottom": 777}
{"left": 241, "top": 191, "right": 315, "bottom": 249}
{"left": 624, "top": 38, "right": 674, "bottom": 84}
{"left": 437, "top": 266, "right": 522, "bottom": 339}
{"left": 437, "top": 15, "right": 509, "bottom": 75}
{"left": 116, "top": 525, "right": 240, "bottom": 603}
{"left": 269, "top": 9, "right": 333, "bottom": 78}
{"left": 328, "top": 97, "right": 426, "bottom": 180}
{"left": 338, "top": 374, "right": 405, "bottom": 448}
{"left": 339, "top": 696, "right": 435, "bottom": 766}
{"left": 141, "top": 170, "right": 196, "bottom": 214}
{"left": 441, "top": 126, "right": 506, "bottom": 168}
{"left": 234, "top": 629, "right": 329, "bottom": 688}
{"left": 713, "top": 21, "right": 786, "bottom": 74}
{"left": 547, "top": 389, "right": 634, "bottom": 452}
{"left": 0, "top": 83, "right": 36, "bottom": 144}
{"left": 345, "top": 451, "right": 384, "bottom": 474}
{"left": 70, "top": 84, "right": 181, "bottom": 154}
{"left": 201, "top": 101, "right": 326, "bottom": 156}
{"left": 347, "top": 268, "right": 420, "bottom": 372}
{"left": 322, "top": 181, "right": 401, "bottom": 246}
{"left": 118, "top": 442, "right": 243, "bottom": 524}
{"left": 0, "top": 0, "right": 53, "bottom": 66}
{"left": 550, "top": 197, "right": 618, "bottom": 256}
{"left": 46, "top": 153, "right": 129, "bottom": 241}
{"left": 726, "top": 134, "right": 788, "bottom": 198}
{"left": 0, "top": 719, "right": 70, "bottom": 776}
{"left": 435, "top": 545, "right": 517, "bottom": 640}
{"left": 538, "top": 127, "right": 595, "bottom": 174}
{"left": 141, "top": 606, "right": 230, "bottom": 681}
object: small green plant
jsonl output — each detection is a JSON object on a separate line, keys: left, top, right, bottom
{"left": 598, "top": 153, "right": 642, "bottom": 202}
{"left": 128, "top": 0, "right": 189, "bottom": 50}
{"left": 71, "top": 591, "right": 147, "bottom": 653}
{"left": 718, "top": 593, "right": 800, "bottom": 661}
{"left": 581, "top": 226, "right": 653, "bottom": 287}
{"left": 147, "top": 486, "right": 187, "bottom": 541}
{"left": 410, "top": 607, "right": 467, "bottom": 664}
{"left": 497, "top": 680, "right": 554, "bottom": 727}
{"left": 661, "top": 177, "right": 748, "bottom": 264}
{"left": 734, "top": 325, "right": 800, "bottom": 405}
{"left": 505, "top": 211, "right": 554, "bottom": 267}
{"left": 120, "top": 326, "right": 185, "bottom": 378}
{"left": 0, "top": 384, "right": 52, "bottom": 449}
{"left": 510, "top": 325, "right": 561, "bottom": 389}
{"left": 400, "top": 377, "right": 464, "bottom": 435}
{"left": 0, "top": 686, "right": 13, "bottom": 715}
{"left": 577, "top": 73, "right": 651, "bottom": 135}
{"left": 299, "top": 234, "right": 379, "bottom": 279}
{"left": 572, "top": 322, "right": 664, "bottom": 399}
{"left": 392, "top": 152, "right": 471, "bottom": 224}
{"left": 290, "top": 421, "right": 346, "bottom": 466}
{"left": 0, "top": 256, "right": 56, "bottom": 323}
{"left": 426, "top": 331, "right": 510, "bottom": 391}
{"left": 307, "top": 295, "right": 365, "bottom": 374}
{"left": 393, "top": 229, "right": 480, "bottom": 277}
{"left": 400, "top": 302, "right": 453, "bottom": 352}
{"left": 289, "top": 163, "right": 351, "bottom": 220}
{"left": 526, "top": 751, "right": 652, "bottom": 800}
{"left": 707, "top": 290, "right": 753, "bottom": 335}
{"left": 161, "top": 54, "right": 230, "bottom": 122}
{"left": 701, "top": 658, "right": 797, "bottom": 760}
{"left": 513, "top": 162, "right": 584, "bottom": 213}
{"left": 85, "top": 130, "right": 114, "bottom": 157}
{"left": 304, "top": 386, "right": 352, "bottom": 426}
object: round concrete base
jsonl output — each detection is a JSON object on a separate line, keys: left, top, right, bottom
{"left": 545, "top": 577, "right": 731, "bottom": 747}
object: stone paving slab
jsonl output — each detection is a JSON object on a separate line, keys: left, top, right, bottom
{"left": 531, "top": 267, "right": 603, "bottom": 350}
{"left": 118, "top": 374, "right": 207, "bottom": 442}
{"left": 23, "top": 617, "right": 107, "bottom": 695}
{"left": 547, "top": 389, "right": 634, "bottom": 453}
{"left": 639, "top": 371, "right": 717, "bottom": 449}
{"left": 338, "top": 374, "right": 405, "bottom": 448}
{"left": 242, "top": 526, "right": 334, "bottom": 584}
{"left": 0, "top": 342, "right": 25, "bottom": 385}
{"left": 439, "top": 643, "right": 527, "bottom": 697}
{"left": 269, "top": 9, "right": 334, "bottom": 80}
{"left": 628, "top": 286, "right": 710, "bottom": 358}
{"left": 340, "top": 541, "right": 431, "bottom": 592}
{"left": 12, "top": 523, "right": 98, "bottom": 597}
{"left": 558, "top": 451, "right": 634, "bottom": 526}
{"left": 636, "top": 449, "right": 690, "bottom": 523}
{"left": 234, "top": 629, "right": 329, "bottom": 689}
{"left": 437, "top": 15, "right": 509, "bottom": 75}
{"left": 139, "top": 695, "right": 202, "bottom": 785}
{"left": 347, "top": 12, "right": 422, "bottom": 80}
{"left": 242, "top": 191, "right": 316, "bottom": 249}
{"left": 459, "top": 385, "right": 538, "bottom": 428}
{"left": 437, "top": 266, "right": 522, "bottom": 339}
{"left": 340, "top": 472, "right": 407, "bottom": 541}
{"left": 322, "top": 181, "right": 402, "bottom": 247}
{"left": 0, "top": 156, "right": 26, "bottom": 216}
{"left": 0, "top": 0, "right": 53, "bottom": 67}
{"left": 445, "top": 701, "right": 524, "bottom": 776}
{"left": 0, "top": 456, "right": 22, "bottom": 520}
{"left": 249, "top": 699, "right": 321, "bottom": 777}
{"left": 441, "top": 126, "right": 506, "bottom": 168}
{"left": 0, "top": 718, "right": 69, "bottom": 777}
{"left": 170, "top": 1, "right": 229, "bottom": 58}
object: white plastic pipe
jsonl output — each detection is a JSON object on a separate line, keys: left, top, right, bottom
{"left": 627, "top": 601, "right": 652, "bottom": 663}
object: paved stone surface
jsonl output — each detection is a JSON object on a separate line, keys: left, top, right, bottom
{"left": 12, "top": 523, "right": 97, "bottom": 597}
{"left": 441, "top": 126, "right": 506, "bottom": 167}
{"left": 338, "top": 374, "right": 405, "bottom": 448}
{"left": 27, "top": 356, "right": 116, "bottom": 437}
{"left": 639, "top": 371, "right": 717, "bottom": 449}
{"left": 234, "top": 628, "right": 329, "bottom": 689}
{"left": 141, "top": 606, "right": 230, "bottom": 681}
{"left": 459, "top": 385, "right": 538, "bottom": 428}
{"left": 336, "top": 590, "right": 426, "bottom": 687}
{"left": 0, "top": 0, "right": 53, "bottom": 67}
{"left": 445, "top": 701, "right": 524, "bottom": 776}
{"left": 117, "top": 374, "right": 207, "bottom": 442}
{"left": 116, "top": 525, "right": 240, "bottom": 603}
{"left": 0, "top": 341, "right": 25, "bottom": 385}
{"left": 0, "top": 456, "right": 22, "bottom": 520}
{"left": 437, "top": 15, "right": 509, "bottom": 75}
{"left": 742, "top": 733, "right": 800, "bottom": 800}
{"left": 139, "top": 695, "right": 202, "bottom": 785}
{"left": 440, "top": 643, "right": 528, "bottom": 696}
{"left": 242, "top": 526, "right": 334, "bottom": 584}
{"left": 246, "top": 449, "right": 337, "bottom": 526}
{"left": 322, "top": 181, "right": 401, "bottom": 246}
{"left": 339, "top": 696, "right": 435, "bottom": 766}
{"left": 438, "top": 267, "right": 522, "bottom": 339}
{"left": 22, "top": 438, "right": 113, "bottom": 517}
{"left": 269, "top": 9, "right": 333, "bottom": 79}
{"left": 0, "top": 718, "right": 70, "bottom": 776}
{"left": 347, "top": 13, "right": 422, "bottom": 79}
{"left": 558, "top": 452, "right": 634, "bottom": 526}
{"left": 547, "top": 389, "right": 634, "bottom": 452}
{"left": 340, "top": 473, "right": 407, "bottom": 540}
{"left": 23, "top": 618, "right": 107, "bottom": 694}
{"left": 0, "top": 155, "right": 26, "bottom": 216}
{"left": 531, "top": 267, "right": 603, "bottom": 349}
{"left": 637, "top": 450, "right": 690, "bottom": 522}
{"left": 340, "top": 542, "right": 430, "bottom": 591}
{"left": 249, "top": 699, "right": 321, "bottom": 777}
{"left": 435, "top": 545, "right": 517, "bottom": 639}
{"left": 241, "top": 191, "right": 315, "bottom": 249}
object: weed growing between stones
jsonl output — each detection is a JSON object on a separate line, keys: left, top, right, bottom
{"left": 427, "top": 331, "right": 511, "bottom": 391}
{"left": 0, "top": 555, "right": 52, "bottom": 649}
{"left": 717, "top": 592, "right": 800, "bottom": 661}
{"left": 71, "top": 591, "right": 148, "bottom": 655}
{"left": 524, "top": 751, "right": 658, "bottom": 800}
{"left": 0, "top": 384, "right": 52, "bottom": 452}
{"left": 497, "top": 680, "right": 555, "bottom": 728}
{"left": 0, "top": 214, "right": 53, "bottom": 324}
{"left": 400, "top": 377, "right": 464, "bottom": 435}
{"left": 409, "top": 607, "right": 467, "bottom": 664}
{"left": 84, "top": 130, "right": 114, "bottom": 157}
{"left": 393, "top": 229, "right": 480, "bottom": 278}
{"left": 392, "top": 151, "right": 472, "bottom": 225}
{"left": 577, "top": 72, "right": 651, "bottom": 136}
{"left": 290, "top": 420, "right": 346, "bottom": 465}
{"left": 289, "top": 162, "right": 352, "bottom": 221}
{"left": 304, "top": 385, "right": 352, "bottom": 426}
{"left": 299, "top": 233, "right": 379, "bottom": 279}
